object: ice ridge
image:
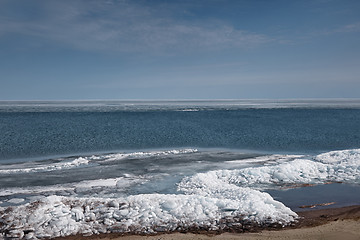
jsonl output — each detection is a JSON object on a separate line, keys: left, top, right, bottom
{"left": 0, "top": 191, "right": 297, "bottom": 239}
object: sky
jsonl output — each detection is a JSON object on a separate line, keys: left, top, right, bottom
{"left": 0, "top": 0, "right": 360, "bottom": 100}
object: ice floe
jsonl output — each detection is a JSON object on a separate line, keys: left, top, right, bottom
{"left": 0, "top": 149, "right": 198, "bottom": 175}
{"left": 0, "top": 158, "right": 89, "bottom": 174}
{"left": 0, "top": 176, "right": 149, "bottom": 199}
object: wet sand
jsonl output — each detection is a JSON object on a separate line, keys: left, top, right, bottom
{"left": 58, "top": 205, "right": 360, "bottom": 240}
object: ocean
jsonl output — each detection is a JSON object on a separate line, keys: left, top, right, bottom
{"left": 1, "top": 100, "right": 360, "bottom": 238}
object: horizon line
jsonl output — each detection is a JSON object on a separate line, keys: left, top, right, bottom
{"left": 1, "top": 98, "right": 360, "bottom": 102}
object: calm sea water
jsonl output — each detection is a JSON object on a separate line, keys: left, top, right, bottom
{"left": 1, "top": 100, "right": 360, "bottom": 161}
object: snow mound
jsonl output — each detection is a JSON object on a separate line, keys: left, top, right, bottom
{"left": 0, "top": 189, "right": 297, "bottom": 239}
{"left": 179, "top": 149, "right": 360, "bottom": 190}
{"left": 315, "top": 148, "right": 360, "bottom": 164}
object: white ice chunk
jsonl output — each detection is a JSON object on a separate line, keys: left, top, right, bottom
{"left": 7, "top": 198, "right": 25, "bottom": 204}
{"left": 1, "top": 189, "right": 297, "bottom": 239}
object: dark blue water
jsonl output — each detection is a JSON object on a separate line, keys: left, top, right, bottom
{"left": 268, "top": 183, "right": 360, "bottom": 212}
{"left": 1, "top": 102, "right": 360, "bottom": 161}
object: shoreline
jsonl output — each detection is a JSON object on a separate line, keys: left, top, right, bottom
{"left": 56, "top": 205, "right": 360, "bottom": 240}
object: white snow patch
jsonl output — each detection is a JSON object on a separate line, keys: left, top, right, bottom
{"left": 226, "top": 154, "right": 303, "bottom": 165}
{"left": 92, "top": 149, "right": 198, "bottom": 162}
{"left": 0, "top": 191, "right": 297, "bottom": 239}
{"left": 315, "top": 148, "right": 360, "bottom": 164}
{"left": 6, "top": 198, "right": 24, "bottom": 204}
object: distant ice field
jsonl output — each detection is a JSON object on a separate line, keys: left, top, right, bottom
{"left": 1, "top": 99, "right": 360, "bottom": 113}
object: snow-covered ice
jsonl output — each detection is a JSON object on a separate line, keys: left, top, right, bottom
{"left": 1, "top": 148, "right": 359, "bottom": 239}
{"left": 89, "top": 148, "right": 198, "bottom": 162}
{"left": 181, "top": 149, "right": 360, "bottom": 190}
{"left": 0, "top": 149, "right": 198, "bottom": 175}
{"left": 0, "top": 190, "right": 296, "bottom": 239}
{"left": 0, "top": 157, "right": 89, "bottom": 174}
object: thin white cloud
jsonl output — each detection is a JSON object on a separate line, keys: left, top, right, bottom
{"left": 0, "top": 0, "right": 271, "bottom": 53}
{"left": 307, "top": 21, "right": 360, "bottom": 38}
{"left": 334, "top": 22, "right": 360, "bottom": 33}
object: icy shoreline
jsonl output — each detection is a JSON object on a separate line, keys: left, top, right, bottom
{"left": 1, "top": 148, "right": 360, "bottom": 239}
{"left": 0, "top": 190, "right": 297, "bottom": 239}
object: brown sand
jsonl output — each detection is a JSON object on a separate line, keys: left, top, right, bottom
{"left": 58, "top": 205, "right": 360, "bottom": 240}
{"left": 106, "top": 220, "right": 359, "bottom": 240}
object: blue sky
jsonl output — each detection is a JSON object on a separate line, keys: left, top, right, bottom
{"left": 0, "top": 0, "right": 360, "bottom": 100}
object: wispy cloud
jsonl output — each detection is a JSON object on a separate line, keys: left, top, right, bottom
{"left": 333, "top": 22, "right": 360, "bottom": 33}
{"left": 0, "top": 0, "right": 271, "bottom": 54}
{"left": 306, "top": 21, "right": 360, "bottom": 38}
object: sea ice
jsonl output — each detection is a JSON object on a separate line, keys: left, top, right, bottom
{"left": 0, "top": 157, "right": 89, "bottom": 174}
{"left": 0, "top": 190, "right": 297, "bottom": 238}
{"left": 6, "top": 198, "right": 24, "bottom": 204}
{"left": 180, "top": 149, "right": 360, "bottom": 190}
{"left": 315, "top": 148, "right": 360, "bottom": 164}
{"left": 0, "top": 176, "right": 148, "bottom": 199}
{"left": 1, "top": 148, "right": 358, "bottom": 239}
{"left": 94, "top": 148, "right": 198, "bottom": 162}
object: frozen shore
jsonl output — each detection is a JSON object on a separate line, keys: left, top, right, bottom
{"left": 55, "top": 205, "right": 360, "bottom": 240}
{"left": 0, "top": 191, "right": 296, "bottom": 239}
{"left": 1, "top": 148, "right": 360, "bottom": 239}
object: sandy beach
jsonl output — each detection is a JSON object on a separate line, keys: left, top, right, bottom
{"left": 95, "top": 221, "right": 360, "bottom": 240}
{"left": 57, "top": 205, "right": 360, "bottom": 240}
